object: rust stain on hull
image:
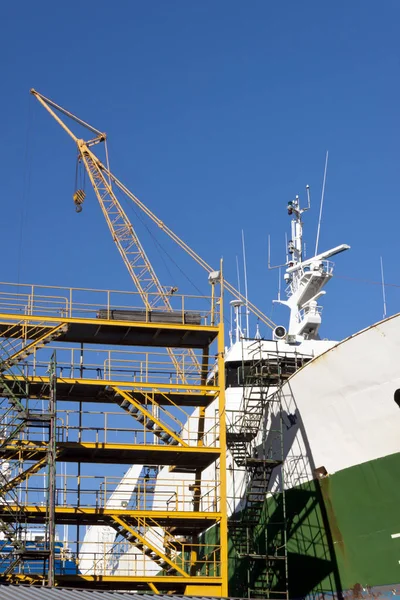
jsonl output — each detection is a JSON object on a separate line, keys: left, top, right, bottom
{"left": 320, "top": 476, "right": 346, "bottom": 555}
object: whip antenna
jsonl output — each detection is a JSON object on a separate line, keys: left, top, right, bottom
{"left": 380, "top": 256, "right": 387, "bottom": 319}
{"left": 315, "top": 151, "right": 329, "bottom": 255}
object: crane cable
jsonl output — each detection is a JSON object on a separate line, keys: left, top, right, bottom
{"left": 18, "top": 97, "right": 34, "bottom": 284}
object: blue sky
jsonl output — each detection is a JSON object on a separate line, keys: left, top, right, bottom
{"left": 1, "top": 0, "right": 399, "bottom": 341}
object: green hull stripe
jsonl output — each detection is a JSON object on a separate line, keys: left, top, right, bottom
{"left": 225, "top": 452, "right": 400, "bottom": 597}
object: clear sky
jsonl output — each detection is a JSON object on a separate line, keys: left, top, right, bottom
{"left": 1, "top": 0, "right": 399, "bottom": 341}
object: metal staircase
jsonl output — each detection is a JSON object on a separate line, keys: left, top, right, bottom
{"left": 112, "top": 388, "right": 183, "bottom": 446}
{"left": 0, "top": 330, "right": 61, "bottom": 582}
{"left": 227, "top": 341, "right": 289, "bottom": 600}
{"left": 111, "top": 515, "right": 186, "bottom": 577}
{"left": 0, "top": 323, "right": 67, "bottom": 373}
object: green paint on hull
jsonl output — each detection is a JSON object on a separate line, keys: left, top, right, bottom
{"left": 319, "top": 451, "right": 400, "bottom": 591}
{"left": 227, "top": 452, "right": 400, "bottom": 597}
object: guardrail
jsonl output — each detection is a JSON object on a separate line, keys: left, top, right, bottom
{"left": 0, "top": 407, "right": 220, "bottom": 448}
{"left": 77, "top": 540, "right": 221, "bottom": 577}
{"left": 13, "top": 345, "right": 217, "bottom": 386}
{"left": 16, "top": 474, "right": 220, "bottom": 513}
{"left": 0, "top": 282, "right": 220, "bottom": 326}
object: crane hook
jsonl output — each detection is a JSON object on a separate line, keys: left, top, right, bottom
{"left": 73, "top": 189, "right": 86, "bottom": 213}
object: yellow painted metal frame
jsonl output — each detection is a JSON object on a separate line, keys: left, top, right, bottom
{"left": 217, "top": 280, "right": 228, "bottom": 596}
{"left": 0, "top": 441, "right": 221, "bottom": 456}
{"left": 7, "top": 572, "right": 223, "bottom": 592}
{"left": 0, "top": 277, "right": 228, "bottom": 594}
{"left": 0, "top": 312, "right": 219, "bottom": 334}
{"left": 1, "top": 505, "right": 222, "bottom": 521}
{"left": 3, "top": 374, "right": 218, "bottom": 394}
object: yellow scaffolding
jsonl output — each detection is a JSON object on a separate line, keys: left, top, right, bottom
{"left": 0, "top": 279, "right": 228, "bottom": 595}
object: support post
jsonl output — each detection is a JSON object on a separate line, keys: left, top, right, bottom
{"left": 47, "top": 352, "right": 57, "bottom": 587}
{"left": 217, "top": 261, "right": 228, "bottom": 597}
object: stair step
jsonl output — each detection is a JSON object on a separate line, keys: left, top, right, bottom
{"left": 166, "top": 566, "right": 177, "bottom": 575}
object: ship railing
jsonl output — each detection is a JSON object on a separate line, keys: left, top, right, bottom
{"left": 296, "top": 304, "right": 323, "bottom": 324}
{"left": 285, "top": 259, "right": 335, "bottom": 298}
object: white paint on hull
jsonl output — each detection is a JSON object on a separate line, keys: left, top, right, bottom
{"left": 282, "top": 313, "right": 400, "bottom": 476}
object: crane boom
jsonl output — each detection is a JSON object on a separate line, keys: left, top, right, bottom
{"left": 79, "top": 145, "right": 174, "bottom": 310}
{"left": 30, "top": 88, "right": 276, "bottom": 331}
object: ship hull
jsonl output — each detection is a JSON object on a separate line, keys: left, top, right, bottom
{"left": 229, "top": 314, "right": 400, "bottom": 597}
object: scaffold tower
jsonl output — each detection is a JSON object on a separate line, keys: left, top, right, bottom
{"left": 0, "top": 279, "right": 228, "bottom": 595}
{"left": 227, "top": 341, "right": 292, "bottom": 600}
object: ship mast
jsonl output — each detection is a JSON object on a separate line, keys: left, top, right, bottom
{"left": 275, "top": 187, "right": 350, "bottom": 341}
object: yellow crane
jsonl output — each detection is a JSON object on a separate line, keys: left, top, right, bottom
{"left": 30, "top": 89, "right": 276, "bottom": 346}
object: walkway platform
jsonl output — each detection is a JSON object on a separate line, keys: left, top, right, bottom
{"left": 2, "top": 375, "right": 217, "bottom": 406}
{"left": 0, "top": 314, "right": 218, "bottom": 349}
{"left": 0, "top": 506, "right": 221, "bottom": 532}
{"left": 7, "top": 573, "right": 224, "bottom": 592}
{"left": 0, "top": 441, "right": 220, "bottom": 469}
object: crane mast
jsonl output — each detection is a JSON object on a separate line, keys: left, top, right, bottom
{"left": 30, "top": 89, "right": 276, "bottom": 333}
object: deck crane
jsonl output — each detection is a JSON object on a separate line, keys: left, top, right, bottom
{"left": 30, "top": 90, "right": 277, "bottom": 348}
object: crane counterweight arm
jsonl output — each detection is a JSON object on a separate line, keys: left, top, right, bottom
{"left": 31, "top": 89, "right": 104, "bottom": 141}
